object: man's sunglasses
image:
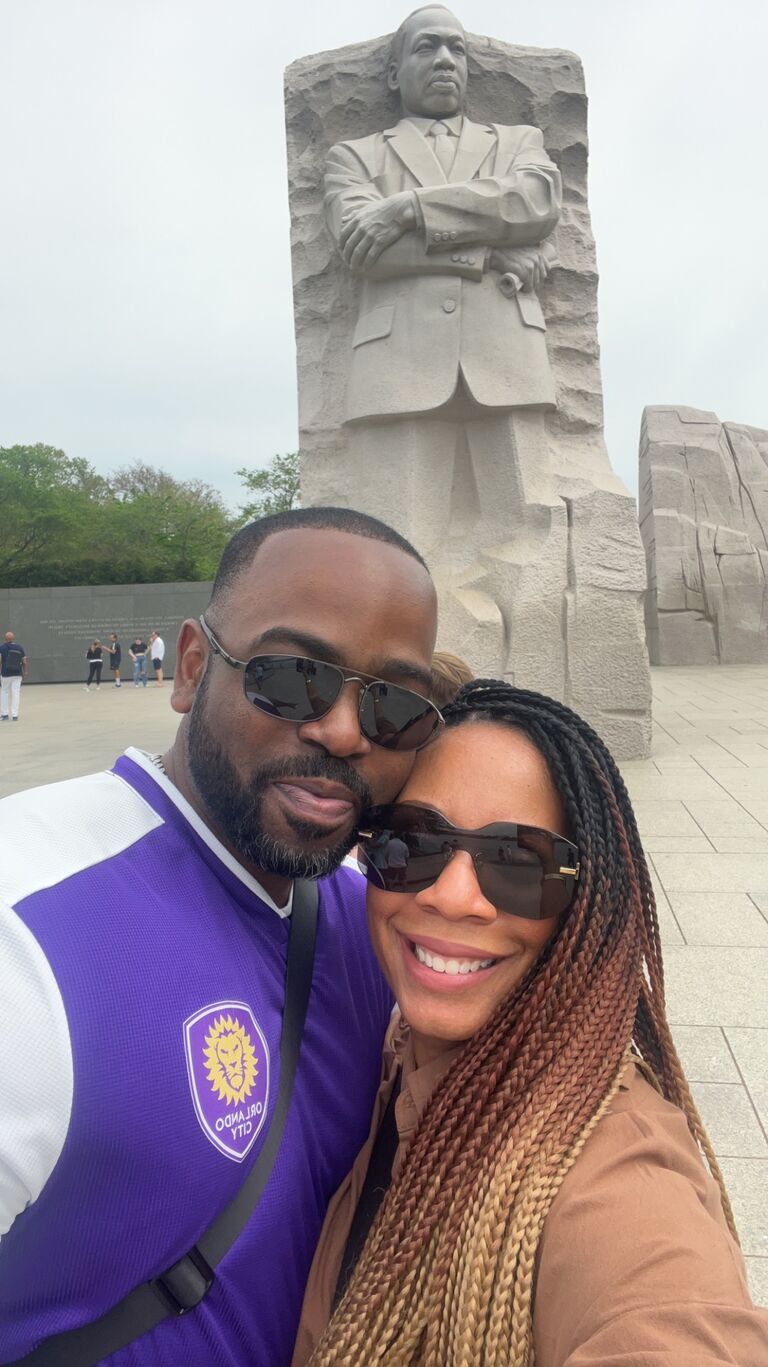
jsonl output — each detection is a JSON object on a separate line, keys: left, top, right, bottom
{"left": 199, "top": 617, "right": 443, "bottom": 752}
{"left": 357, "top": 804, "right": 580, "bottom": 920}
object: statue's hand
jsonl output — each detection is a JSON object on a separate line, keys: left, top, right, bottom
{"left": 339, "top": 194, "right": 416, "bottom": 272}
{"left": 490, "top": 247, "right": 551, "bottom": 291}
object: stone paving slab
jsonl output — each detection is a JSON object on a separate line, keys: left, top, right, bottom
{"left": 2, "top": 668, "right": 767, "bottom": 1303}
{"left": 644, "top": 666, "right": 768, "bottom": 1304}
{"left": 0, "top": 682, "right": 177, "bottom": 797}
{"left": 666, "top": 893, "right": 768, "bottom": 947}
{"left": 670, "top": 1025, "right": 740, "bottom": 1083}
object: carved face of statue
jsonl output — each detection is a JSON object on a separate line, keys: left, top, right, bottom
{"left": 388, "top": 7, "right": 468, "bottom": 119}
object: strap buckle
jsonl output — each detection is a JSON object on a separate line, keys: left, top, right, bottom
{"left": 150, "top": 1246, "right": 214, "bottom": 1316}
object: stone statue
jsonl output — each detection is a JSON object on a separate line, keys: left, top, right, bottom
{"left": 323, "top": 4, "right": 561, "bottom": 570}
{"left": 285, "top": 9, "right": 653, "bottom": 758}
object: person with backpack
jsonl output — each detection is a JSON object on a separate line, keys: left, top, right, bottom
{"left": 0, "top": 632, "right": 28, "bottom": 722}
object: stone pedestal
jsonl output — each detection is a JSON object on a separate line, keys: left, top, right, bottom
{"left": 640, "top": 406, "right": 768, "bottom": 664}
{"left": 285, "top": 27, "right": 652, "bottom": 758}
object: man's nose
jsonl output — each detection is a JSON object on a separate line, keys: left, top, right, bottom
{"left": 433, "top": 44, "right": 456, "bottom": 69}
{"left": 414, "top": 851, "right": 498, "bottom": 922}
{"left": 297, "top": 680, "right": 371, "bottom": 759}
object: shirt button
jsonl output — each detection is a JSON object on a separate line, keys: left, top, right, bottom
{"left": 450, "top": 231, "right": 457, "bottom": 240}
{"left": 434, "top": 232, "right": 442, "bottom": 242}
{"left": 467, "top": 256, "right": 475, "bottom": 264}
{"left": 451, "top": 252, "right": 460, "bottom": 261}
{"left": 442, "top": 299, "right": 456, "bottom": 313}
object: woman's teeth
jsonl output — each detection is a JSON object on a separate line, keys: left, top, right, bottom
{"left": 412, "top": 942, "right": 497, "bottom": 975}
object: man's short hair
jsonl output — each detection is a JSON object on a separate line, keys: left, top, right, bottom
{"left": 390, "top": 5, "right": 462, "bottom": 63}
{"left": 208, "top": 506, "right": 429, "bottom": 618}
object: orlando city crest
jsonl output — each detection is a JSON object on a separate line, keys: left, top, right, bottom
{"left": 184, "top": 1002, "right": 270, "bottom": 1162}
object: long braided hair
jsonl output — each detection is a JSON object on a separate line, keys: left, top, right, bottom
{"left": 311, "top": 681, "right": 736, "bottom": 1366}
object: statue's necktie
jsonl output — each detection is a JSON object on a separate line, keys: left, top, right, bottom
{"left": 429, "top": 121, "right": 455, "bottom": 176}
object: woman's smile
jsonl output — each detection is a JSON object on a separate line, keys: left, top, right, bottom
{"left": 399, "top": 929, "right": 509, "bottom": 991}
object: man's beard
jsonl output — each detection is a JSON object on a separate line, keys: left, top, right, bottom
{"left": 186, "top": 670, "right": 371, "bottom": 880}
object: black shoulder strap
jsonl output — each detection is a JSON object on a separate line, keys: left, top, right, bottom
{"left": 16, "top": 879, "right": 319, "bottom": 1367}
{"left": 333, "top": 1069, "right": 402, "bottom": 1310}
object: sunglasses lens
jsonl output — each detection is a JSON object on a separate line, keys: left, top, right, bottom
{"left": 359, "top": 682, "right": 441, "bottom": 751}
{"left": 359, "top": 810, "right": 578, "bottom": 920}
{"left": 358, "top": 826, "right": 446, "bottom": 893}
{"left": 243, "top": 656, "right": 342, "bottom": 720}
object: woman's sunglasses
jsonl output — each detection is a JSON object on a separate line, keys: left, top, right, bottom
{"left": 357, "top": 804, "right": 580, "bottom": 920}
{"left": 199, "top": 617, "right": 443, "bottom": 752}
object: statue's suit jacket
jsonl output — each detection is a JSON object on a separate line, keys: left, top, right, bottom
{"left": 324, "top": 117, "right": 562, "bottom": 423}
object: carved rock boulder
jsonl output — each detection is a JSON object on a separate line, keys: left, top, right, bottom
{"left": 640, "top": 406, "right": 768, "bottom": 664}
{"left": 285, "top": 28, "right": 652, "bottom": 758}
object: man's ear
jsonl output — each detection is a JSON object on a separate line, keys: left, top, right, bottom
{"left": 170, "top": 619, "right": 208, "bottom": 715}
{"left": 387, "top": 61, "right": 400, "bottom": 94}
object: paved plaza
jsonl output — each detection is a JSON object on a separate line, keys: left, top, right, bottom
{"left": 2, "top": 667, "right": 767, "bottom": 1305}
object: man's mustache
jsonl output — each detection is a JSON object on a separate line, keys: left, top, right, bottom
{"left": 252, "top": 754, "right": 372, "bottom": 812}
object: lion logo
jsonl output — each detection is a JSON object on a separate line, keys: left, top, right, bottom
{"left": 203, "top": 1013, "right": 258, "bottom": 1105}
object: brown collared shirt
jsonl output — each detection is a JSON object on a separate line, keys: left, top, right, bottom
{"left": 293, "top": 1017, "right": 768, "bottom": 1365}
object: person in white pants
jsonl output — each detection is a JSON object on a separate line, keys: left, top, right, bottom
{"left": 0, "top": 633, "right": 28, "bottom": 721}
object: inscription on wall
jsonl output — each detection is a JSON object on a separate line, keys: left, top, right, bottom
{"left": 0, "top": 582, "right": 212, "bottom": 683}
{"left": 39, "top": 614, "right": 188, "bottom": 640}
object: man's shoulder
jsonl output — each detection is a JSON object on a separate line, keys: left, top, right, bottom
{"left": 326, "top": 128, "right": 384, "bottom": 167}
{"left": 0, "top": 767, "right": 164, "bottom": 911}
{"left": 318, "top": 856, "right": 366, "bottom": 910}
{"left": 484, "top": 120, "right": 544, "bottom": 146}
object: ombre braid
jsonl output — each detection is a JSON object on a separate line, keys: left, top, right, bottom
{"left": 311, "top": 681, "right": 736, "bottom": 1366}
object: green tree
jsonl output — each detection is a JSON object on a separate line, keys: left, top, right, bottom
{"left": 106, "top": 462, "right": 234, "bottom": 582}
{"left": 0, "top": 446, "right": 234, "bottom": 587}
{"left": 236, "top": 451, "right": 300, "bottom": 521}
{"left": 0, "top": 445, "right": 106, "bottom": 585}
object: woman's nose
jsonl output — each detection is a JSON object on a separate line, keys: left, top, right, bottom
{"left": 414, "top": 850, "right": 498, "bottom": 922}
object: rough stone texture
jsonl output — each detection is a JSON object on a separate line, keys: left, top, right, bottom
{"left": 0, "top": 581, "right": 211, "bottom": 683}
{"left": 285, "top": 27, "right": 652, "bottom": 758}
{"left": 640, "top": 407, "right": 768, "bottom": 664}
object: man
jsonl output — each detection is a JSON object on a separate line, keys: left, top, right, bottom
{"left": 149, "top": 629, "right": 165, "bottom": 686}
{"left": 107, "top": 631, "right": 122, "bottom": 687}
{"left": 324, "top": 4, "right": 562, "bottom": 569}
{"left": 129, "top": 634, "right": 149, "bottom": 687}
{"left": 0, "top": 507, "right": 438, "bottom": 1365}
{"left": 0, "top": 631, "right": 28, "bottom": 721}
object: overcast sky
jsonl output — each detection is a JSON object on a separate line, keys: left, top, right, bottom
{"left": 1, "top": 0, "right": 766, "bottom": 512}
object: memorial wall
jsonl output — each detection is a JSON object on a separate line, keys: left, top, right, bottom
{"left": 0, "top": 581, "right": 212, "bottom": 683}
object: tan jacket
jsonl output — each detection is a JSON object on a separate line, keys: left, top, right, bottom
{"left": 293, "top": 1018, "right": 767, "bottom": 1366}
{"left": 324, "top": 117, "right": 561, "bottom": 421}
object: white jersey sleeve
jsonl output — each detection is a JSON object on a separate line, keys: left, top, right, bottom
{"left": 0, "top": 902, "right": 73, "bottom": 1237}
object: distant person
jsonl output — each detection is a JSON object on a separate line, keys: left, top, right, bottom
{"left": 0, "top": 631, "right": 28, "bottom": 722}
{"left": 84, "top": 641, "right": 103, "bottom": 691}
{"left": 149, "top": 630, "right": 166, "bottom": 687}
{"left": 430, "top": 650, "right": 473, "bottom": 710}
{"left": 129, "top": 636, "right": 148, "bottom": 687}
{"left": 107, "top": 633, "right": 122, "bottom": 687}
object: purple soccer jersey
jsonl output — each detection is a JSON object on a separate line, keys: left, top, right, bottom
{"left": 0, "top": 751, "right": 392, "bottom": 1365}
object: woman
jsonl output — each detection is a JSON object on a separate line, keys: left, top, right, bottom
{"left": 294, "top": 681, "right": 766, "bottom": 1365}
{"left": 84, "top": 640, "right": 103, "bottom": 690}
